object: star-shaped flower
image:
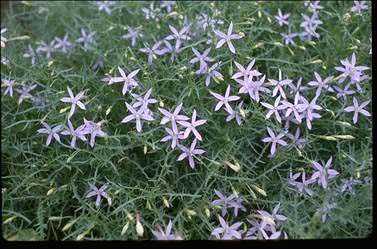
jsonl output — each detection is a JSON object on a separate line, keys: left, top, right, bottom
{"left": 239, "top": 75, "right": 270, "bottom": 103}
{"left": 261, "top": 95, "right": 286, "bottom": 123}
{"left": 344, "top": 97, "right": 370, "bottom": 124}
{"left": 151, "top": 220, "right": 180, "bottom": 240}
{"left": 60, "top": 119, "right": 88, "bottom": 148}
{"left": 23, "top": 44, "right": 37, "bottom": 65}
{"left": 274, "top": 9, "right": 291, "bottom": 26}
{"left": 285, "top": 127, "right": 306, "bottom": 149}
{"left": 308, "top": 72, "right": 334, "bottom": 97}
{"left": 281, "top": 27, "right": 298, "bottom": 46}
{"left": 37, "top": 122, "right": 64, "bottom": 146}
{"left": 211, "top": 190, "right": 237, "bottom": 217}
{"left": 122, "top": 27, "right": 144, "bottom": 47}
{"left": 190, "top": 47, "right": 214, "bottom": 73}
{"left": 214, "top": 22, "right": 242, "bottom": 54}
{"left": 177, "top": 138, "right": 206, "bottom": 169}
{"left": 225, "top": 101, "right": 244, "bottom": 126}
{"left": 139, "top": 41, "right": 165, "bottom": 65}
{"left": 351, "top": 1, "right": 368, "bottom": 15}
{"left": 288, "top": 170, "right": 316, "bottom": 196}
{"left": 310, "top": 157, "right": 339, "bottom": 189}
{"left": 297, "top": 95, "right": 322, "bottom": 130}
{"left": 2, "top": 78, "right": 15, "bottom": 97}
{"left": 122, "top": 103, "right": 154, "bottom": 132}
{"left": 36, "top": 40, "right": 55, "bottom": 59}
{"left": 60, "top": 86, "right": 86, "bottom": 118}
{"left": 211, "top": 216, "right": 243, "bottom": 240}
{"left": 165, "top": 25, "right": 191, "bottom": 49}
{"left": 335, "top": 52, "right": 369, "bottom": 83}
{"left": 268, "top": 69, "right": 292, "bottom": 99}
{"left": 81, "top": 119, "right": 106, "bottom": 147}
{"left": 198, "top": 61, "right": 224, "bottom": 87}
{"left": 16, "top": 84, "right": 37, "bottom": 105}
{"left": 333, "top": 85, "right": 355, "bottom": 101}
{"left": 111, "top": 67, "right": 140, "bottom": 95}
{"left": 75, "top": 28, "right": 96, "bottom": 49}
{"left": 54, "top": 33, "right": 73, "bottom": 53}
{"left": 262, "top": 127, "right": 288, "bottom": 156}
{"left": 340, "top": 177, "right": 362, "bottom": 195}
{"left": 232, "top": 59, "right": 262, "bottom": 81}
{"left": 132, "top": 88, "right": 157, "bottom": 111}
{"left": 160, "top": 127, "right": 185, "bottom": 149}
{"left": 210, "top": 85, "right": 240, "bottom": 113}
{"left": 95, "top": 1, "right": 115, "bottom": 15}
{"left": 177, "top": 110, "right": 206, "bottom": 141}
{"left": 86, "top": 183, "right": 110, "bottom": 207}
{"left": 158, "top": 103, "right": 189, "bottom": 134}
{"left": 280, "top": 92, "right": 303, "bottom": 123}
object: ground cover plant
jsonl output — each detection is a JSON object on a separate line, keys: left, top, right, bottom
{"left": 1, "top": 1, "right": 372, "bottom": 240}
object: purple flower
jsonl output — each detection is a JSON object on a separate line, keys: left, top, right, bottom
{"left": 177, "top": 138, "right": 205, "bottom": 169}
{"left": 268, "top": 69, "right": 292, "bottom": 99}
{"left": 177, "top": 109, "right": 207, "bottom": 141}
{"left": 151, "top": 220, "right": 179, "bottom": 240}
{"left": 190, "top": 47, "right": 214, "bottom": 73}
{"left": 300, "top": 13, "right": 322, "bottom": 40}
{"left": 95, "top": 1, "right": 115, "bottom": 15}
{"left": 344, "top": 97, "right": 370, "bottom": 124}
{"left": 297, "top": 95, "right": 322, "bottom": 130}
{"left": 262, "top": 127, "right": 288, "bottom": 156}
{"left": 81, "top": 119, "right": 106, "bottom": 147}
{"left": 165, "top": 25, "right": 191, "bottom": 49}
{"left": 285, "top": 127, "right": 306, "bottom": 149}
{"left": 211, "top": 190, "right": 236, "bottom": 217}
{"left": 308, "top": 72, "right": 334, "bottom": 97}
{"left": 281, "top": 27, "right": 298, "bottom": 46}
{"left": 75, "top": 28, "right": 96, "bottom": 49}
{"left": 318, "top": 202, "right": 337, "bottom": 223}
{"left": 261, "top": 95, "right": 286, "bottom": 123}
{"left": 139, "top": 41, "right": 165, "bottom": 65}
{"left": 310, "top": 157, "right": 339, "bottom": 189}
{"left": 122, "top": 27, "right": 144, "bottom": 47}
{"left": 333, "top": 84, "right": 355, "bottom": 101}
{"left": 37, "top": 122, "right": 64, "bottom": 146}
{"left": 340, "top": 177, "right": 362, "bottom": 194}
{"left": 288, "top": 170, "right": 316, "bottom": 196}
{"left": 16, "top": 84, "right": 37, "bottom": 105}
{"left": 112, "top": 67, "right": 140, "bottom": 95}
{"left": 141, "top": 2, "right": 160, "bottom": 21}
{"left": 335, "top": 53, "right": 369, "bottom": 83}
{"left": 274, "top": 9, "right": 290, "bottom": 26}
{"left": 211, "top": 216, "right": 243, "bottom": 240}
{"left": 158, "top": 103, "right": 189, "bottom": 134}
{"left": 225, "top": 101, "right": 244, "bottom": 126}
{"left": 132, "top": 88, "right": 157, "bottom": 111}
{"left": 36, "top": 40, "right": 55, "bottom": 59}
{"left": 238, "top": 75, "right": 270, "bottom": 103}
{"left": 86, "top": 183, "right": 109, "bottom": 207}
{"left": 60, "top": 119, "right": 87, "bottom": 148}
{"left": 161, "top": 127, "right": 185, "bottom": 149}
{"left": 54, "top": 33, "right": 73, "bottom": 53}
{"left": 351, "top": 1, "right": 368, "bottom": 15}
{"left": 309, "top": 1, "right": 323, "bottom": 13}
{"left": 159, "top": 39, "right": 183, "bottom": 61}
{"left": 198, "top": 61, "right": 224, "bottom": 87}
{"left": 23, "top": 44, "right": 37, "bottom": 65}
{"left": 232, "top": 59, "right": 261, "bottom": 81}
{"left": 121, "top": 103, "right": 154, "bottom": 132}
{"left": 60, "top": 86, "right": 86, "bottom": 118}
{"left": 160, "top": 1, "right": 175, "bottom": 13}
{"left": 214, "top": 22, "right": 242, "bottom": 54}
{"left": 229, "top": 196, "right": 247, "bottom": 217}
{"left": 245, "top": 218, "right": 269, "bottom": 240}
{"left": 2, "top": 78, "right": 15, "bottom": 97}
{"left": 280, "top": 92, "right": 303, "bottom": 123}
{"left": 210, "top": 85, "right": 240, "bottom": 113}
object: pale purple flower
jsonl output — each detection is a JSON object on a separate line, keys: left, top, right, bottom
{"left": 308, "top": 72, "right": 334, "bottom": 97}
{"left": 199, "top": 61, "right": 224, "bottom": 87}
{"left": 60, "top": 119, "right": 87, "bottom": 148}
{"left": 309, "top": 1, "right": 323, "bottom": 13}
{"left": 297, "top": 95, "right": 322, "bottom": 130}
{"left": 1, "top": 28, "right": 7, "bottom": 47}
{"left": 274, "top": 9, "right": 290, "bottom": 26}
{"left": 280, "top": 92, "right": 303, "bottom": 123}
{"left": 54, "top": 33, "right": 73, "bottom": 53}
{"left": 112, "top": 67, "right": 140, "bottom": 95}
{"left": 36, "top": 40, "right": 55, "bottom": 59}
{"left": 95, "top": 1, "right": 115, "bottom": 15}
{"left": 287, "top": 77, "right": 310, "bottom": 95}
{"left": 141, "top": 2, "right": 160, "bottom": 21}
{"left": 60, "top": 86, "right": 86, "bottom": 118}
{"left": 310, "top": 157, "right": 339, "bottom": 189}
{"left": 37, "top": 122, "right": 64, "bottom": 146}
{"left": 262, "top": 127, "right": 288, "bottom": 156}
{"left": 232, "top": 59, "right": 261, "bottom": 81}
{"left": 261, "top": 95, "right": 286, "bottom": 123}
{"left": 211, "top": 216, "right": 243, "bottom": 240}
{"left": 196, "top": 13, "right": 224, "bottom": 32}
{"left": 132, "top": 88, "right": 157, "bottom": 111}
{"left": 340, "top": 177, "right": 362, "bottom": 195}
{"left": 245, "top": 218, "right": 269, "bottom": 240}
{"left": 139, "top": 41, "right": 165, "bottom": 65}
{"left": 335, "top": 53, "right": 369, "bottom": 83}
{"left": 318, "top": 202, "right": 337, "bottom": 223}
{"left": 122, "top": 27, "right": 144, "bottom": 47}
{"left": 160, "top": 1, "right": 175, "bottom": 13}
{"left": 288, "top": 170, "right": 315, "bottom": 196}
{"left": 75, "top": 28, "right": 96, "bottom": 49}
{"left": 1, "top": 78, "right": 15, "bottom": 97}
{"left": 300, "top": 13, "right": 322, "bottom": 40}
{"left": 23, "top": 44, "right": 37, "bottom": 65}
{"left": 159, "top": 39, "right": 183, "bottom": 62}
{"left": 177, "top": 138, "right": 206, "bottom": 169}
{"left": 165, "top": 25, "right": 191, "bottom": 49}
{"left": 122, "top": 103, "right": 154, "bottom": 132}
{"left": 161, "top": 127, "right": 185, "bottom": 149}
{"left": 211, "top": 190, "right": 237, "bottom": 217}
{"left": 190, "top": 47, "right": 214, "bottom": 73}
{"left": 152, "top": 220, "right": 179, "bottom": 240}
{"left": 225, "top": 101, "right": 244, "bottom": 126}
{"left": 86, "top": 183, "right": 109, "bottom": 207}
{"left": 351, "top": 1, "right": 368, "bottom": 15}
{"left": 286, "top": 127, "right": 306, "bottom": 149}
{"left": 282, "top": 112, "right": 301, "bottom": 131}
{"left": 158, "top": 103, "right": 189, "bottom": 134}
{"left": 270, "top": 203, "right": 287, "bottom": 222}
{"left": 281, "top": 28, "right": 298, "bottom": 46}
{"left": 333, "top": 84, "right": 355, "bottom": 101}
{"left": 214, "top": 22, "right": 242, "bottom": 54}
{"left": 238, "top": 75, "right": 270, "bottom": 103}
{"left": 268, "top": 69, "right": 292, "bottom": 99}
{"left": 344, "top": 97, "right": 370, "bottom": 124}
{"left": 229, "top": 196, "right": 247, "bottom": 217}
{"left": 210, "top": 85, "right": 240, "bottom": 113}
{"left": 16, "top": 84, "right": 37, "bottom": 105}
{"left": 81, "top": 119, "right": 106, "bottom": 147}
{"left": 177, "top": 109, "right": 207, "bottom": 141}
